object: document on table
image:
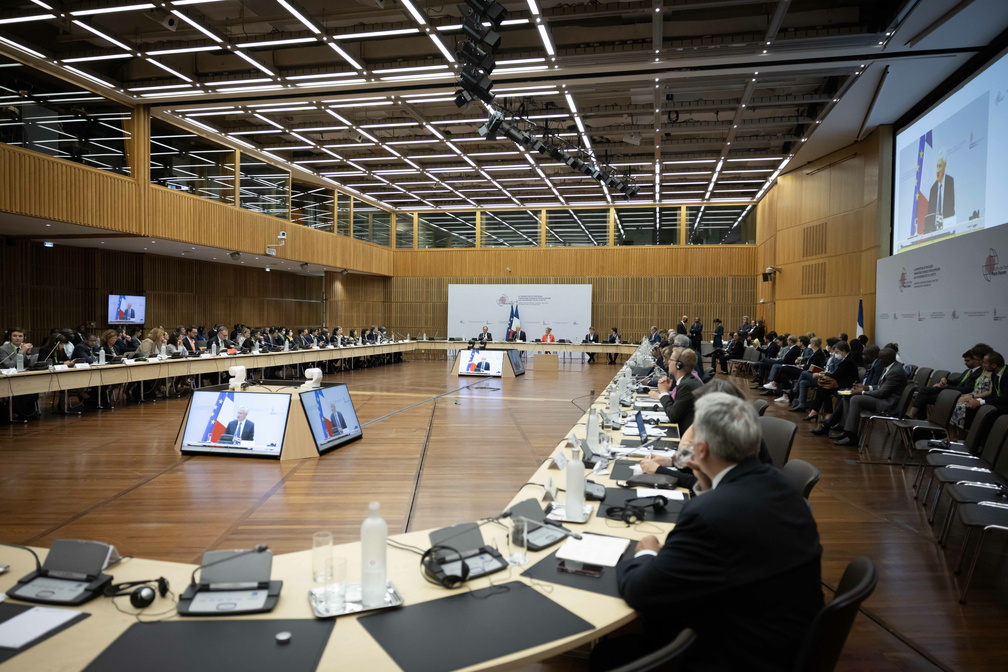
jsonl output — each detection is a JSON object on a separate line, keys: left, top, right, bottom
{"left": 636, "top": 488, "right": 686, "bottom": 501}
{"left": 0, "top": 606, "right": 81, "bottom": 649}
{"left": 621, "top": 425, "right": 666, "bottom": 437}
{"left": 555, "top": 534, "right": 631, "bottom": 568}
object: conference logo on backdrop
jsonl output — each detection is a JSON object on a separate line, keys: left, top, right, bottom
{"left": 898, "top": 268, "right": 910, "bottom": 292}
{"left": 982, "top": 249, "right": 1007, "bottom": 281}
{"left": 496, "top": 294, "right": 510, "bottom": 307}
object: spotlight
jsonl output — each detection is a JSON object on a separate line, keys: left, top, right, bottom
{"left": 229, "top": 251, "right": 241, "bottom": 261}
{"left": 478, "top": 111, "right": 505, "bottom": 140}
{"left": 531, "top": 139, "right": 547, "bottom": 153}
{"left": 458, "top": 41, "right": 495, "bottom": 73}
{"left": 454, "top": 89, "right": 476, "bottom": 108}
{"left": 265, "top": 266, "right": 271, "bottom": 272}
{"left": 502, "top": 124, "right": 525, "bottom": 144}
{"left": 464, "top": 0, "right": 507, "bottom": 28}
{"left": 463, "top": 12, "right": 501, "bottom": 50}
{"left": 460, "top": 66, "right": 494, "bottom": 103}
{"left": 548, "top": 146, "right": 566, "bottom": 162}
{"left": 625, "top": 184, "right": 640, "bottom": 198}
{"left": 300, "top": 262, "right": 309, "bottom": 271}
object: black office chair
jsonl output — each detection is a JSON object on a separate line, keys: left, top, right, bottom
{"left": 782, "top": 459, "right": 821, "bottom": 499}
{"left": 607, "top": 628, "right": 697, "bottom": 672}
{"left": 791, "top": 557, "right": 877, "bottom": 672}
{"left": 758, "top": 416, "right": 797, "bottom": 468}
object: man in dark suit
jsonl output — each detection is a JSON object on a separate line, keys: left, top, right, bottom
{"left": 713, "top": 332, "right": 745, "bottom": 374}
{"left": 606, "top": 327, "right": 621, "bottom": 365}
{"left": 476, "top": 326, "right": 492, "bottom": 342}
{"left": 925, "top": 152, "right": 955, "bottom": 233}
{"left": 832, "top": 347, "right": 908, "bottom": 446}
{"left": 328, "top": 402, "right": 347, "bottom": 436}
{"left": 72, "top": 333, "right": 100, "bottom": 363}
{"left": 648, "top": 325, "right": 661, "bottom": 345}
{"left": 908, "top": 345, "right": 990, "bottom": 418}
{"left": 475, "top": 356, "right": 490, "bottom": 372}
{"left": 650, "top": 348, "right": 704, "bottom": 434}
{"left": 688, "top": 317, "right": 703, "bottom": 352}
{"left": 224, "top": 407, "right": 255, "bottom": 442}
{"left": 583, "top": 326, "right": 599, "bottom": 363}
{"left": 507, "top": 327, "right": 526, "bottom": 342}
{"left": 182, "top": 326, "right": 198, "bottom": 353}
{"left": 754, "top": 334, "right": 800, "bottom": 387}
{"left": 675, "top": 316, "right": 688, "bottom": 337}
{"left": 601, "top": 392, "right": 822, "bottom": 672}
{"left": 208, "top": 326, "right": 233, "bottom": 352}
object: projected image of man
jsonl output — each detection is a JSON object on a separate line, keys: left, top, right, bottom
{"left": 926, "top": 150, "right": 955, "bottom": 232}
{"left": 225, "top": 406, "right": 255, "bottom": 442}
{"left": 327, "top": 402, "right": 347, "bottom": 436}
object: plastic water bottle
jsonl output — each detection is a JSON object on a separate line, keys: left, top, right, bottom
{"left": 211, "top": 341, "right": 217, "bottom": 356}
{"left": 361, "top": 502, "right": 387, "bottom": 608}
{"left": 160, "top": 345, "right": 167, "bottom": 359}
{"left": 283, "top": 339, "right": 289, "bottom": 352}
{"left": 609, "top": 389, "right": 620, "bottom": 421}
{"left": 567, "top": 447, "right": 585, "bottom": 520}
{"left": 98, "top": 349, "right": 106, "bottom": 366}
{"left": 15, "top": 353, "right": 24, "bottom": 371}
{"left": 586, "top": 408, "right": 600, "bottom": 451}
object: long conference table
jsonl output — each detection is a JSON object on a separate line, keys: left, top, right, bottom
{"left": 0, "top": 342, "right": 665, "bottom": 672}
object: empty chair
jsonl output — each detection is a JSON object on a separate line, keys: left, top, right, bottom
{"left": 791, "top": 557, "right": 878, "bottom": 672}
{"left": 912, "top": 367, "right": 934, "bottom": 389}
{"left": 914, "top": 404, "right": 1001, "bottom": 497}
{"left": 954, "top": 502, "right": 1008, "bottom": 603}
{"left": 857, "top": 383, "right": 917, "bottom": 459}
{"left": 759, "top": 415, "right": 798, "bottom": 468}
{"left": 728, "top": 346, "right": 759, "bottom": 376}
{"left": 890, "top": 388, "right": 961, "bottom": 468}
{"left": 751, "top": 398, "right": 769, "bottom": 416}
{"left": 782, "top": 459, "right": 821, "bottom": 498}
{"left": 607, "top": 628, "right": 698, "bottom": 672}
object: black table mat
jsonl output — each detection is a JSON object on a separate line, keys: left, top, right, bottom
{"left": 596, "top": 487, "right": 685, "bottom": 524}
{"left": 358, "top": 581, "right": 593, "bottom": 672}
{"left": 521, "top": 540, "right": 638, "bottom": 598}
{"left": 82, "top": 619, "right": 334, "bottom": 672}
{"left": 0, "top": 602, "right": 89, "bottom": 665}
{"left": 609, "top": 459, "right": 639, "bottom": 481}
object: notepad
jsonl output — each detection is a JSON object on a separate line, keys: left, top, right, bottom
{"left": 0, "top": 606, "right": 80, "bottom": 649}
{"left": 555, "top": 534, "right": 630, "bottom": 568}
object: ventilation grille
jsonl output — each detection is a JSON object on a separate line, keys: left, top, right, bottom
{"left": 802, "top": 222, "right": 828, "bottom": 257}
{"left": 801, "top": 262, "right": 827, "bottom": 296}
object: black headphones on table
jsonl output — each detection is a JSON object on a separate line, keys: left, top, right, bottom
{"left": 420, "top": 545, "right": 470, "bottom": 589}
{"left": 605, "top": 496, "right": 668, "bottom": 525}
{"left": 103, "top": 577, "right": 170, "bottom": 608}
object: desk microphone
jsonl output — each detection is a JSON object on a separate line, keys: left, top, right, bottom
{"left": 189, "top": 544, "right": 269, "bottom": 588}
{"left": 42, "top": 340, "right": 65, "bottom": 364}
{"left": 0, "top": 541, "right": 43, "bottom": 572}
{"left": 541, "top": 518, "right": 582, "bottom": 540}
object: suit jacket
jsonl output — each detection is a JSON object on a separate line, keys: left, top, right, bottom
{"left": 477, "top": 332, "right": 492, "bottom": 341}
{"left": 723, "top": 339, "right": 745, "bottom": 360}
{"left": 865, "top": 363, "right": 910, "bottom": 413}
{"left": 676, "top": 322, "right": 688, "bottom": 335}
{"left": 948, "top": 366, "right": 983, "bottom": 393}
{"left": 927, "top": 174, "right": 955, "bottom": 221}
{"left": 71, "top": 343, "right": 99, "bottom": 364}
{"left": 475, "top": 361, "right": 490, "bottom": 371}
{"left": 617, "top": 457, "right": 822, "bottom": 672}
{"left": 208, "top": 336, "right": 232, "bottom": 351}
{"left": 779, "top": 344, "right": 800, "bottom": 365}
{"left": 584, "top": 333, "right": 599, "bottom": 344}
{"left": 0, "top": 342, "right": 36, "bottom": 368}
{"left": 224, "top": 419, "right": 255, "bottom": 441}
{"left": 802, "top": 348, "right": 828, "bottom": 371}
{"left": 329, "top": 411, "right": 347, "bottom": 434}
{"left": 826, "top": 355, "right": 859, "bottom": 389}
{"left": 749, "top": 324, "right": 765, "bottom": 344}
{"left": 688, "top": 322, "right": 703, "bottom": 337}
{"left": 183, "top": 336, "right": 198, "bottom": 352}
{"left": 658, "top": 375, "right": 704, "bottom": 433}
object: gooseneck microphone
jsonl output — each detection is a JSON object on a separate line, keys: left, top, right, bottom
{"left": 189, "top": 544, "right": 269, "bottom": 588}
{"left": 0, "top": 541, "right": 43, "bottom": 572}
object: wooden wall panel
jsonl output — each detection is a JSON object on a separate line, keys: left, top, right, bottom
{"left": 754, "top": 128, "right": 890, "bottom": 339}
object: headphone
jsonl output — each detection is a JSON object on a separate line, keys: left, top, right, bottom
{"left": 103, "top": 577, "right": 170, "bottom": 608}
{"left": 605, "top": 496, "right": 668, "bottom": 525}
{"left": 420, "top": 545, "right": 470, "bottom": 589}
{"left": 674, "top": 358, "right": 684, "bottom": 371}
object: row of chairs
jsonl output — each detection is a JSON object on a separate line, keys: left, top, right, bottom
{"left": 849, "top": 366, "right": 1008, "bottom": 603}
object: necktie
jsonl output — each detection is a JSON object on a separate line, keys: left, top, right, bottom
{"left": 236, "top": 422, "right": 243, "bottom": 439}
{"left": 938, "top": 184, "right": 943, "bottom": 215}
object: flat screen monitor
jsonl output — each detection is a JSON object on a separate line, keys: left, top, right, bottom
{"left": 107, "top": 294, "right": 146, "bottom": 325}
{"left": 298, "top": 384, "right": 363, "bottom": 455}
{"left": 507, "top": 349, "right": 525, "bottom": 375}
{"left": 457, "top": 350, "right": 504, "bottom": 376}
{"left": 181, "top": 391, "right": 291, "bottom": 459}
{"left": 892, "top": 47, "right": 1008, "bottom": 254}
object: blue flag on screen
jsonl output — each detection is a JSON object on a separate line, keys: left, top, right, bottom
{"left": 201, "top": 392, "right": 234, "bottom": 442}
{"left": 856, "top": 299, "right": 865, "bottom": 339}
{"left": 314, "top": 389, "right": 331, "bottom": 439}
{"left": 506, "top": 304, "right": 516, "bottom": 338}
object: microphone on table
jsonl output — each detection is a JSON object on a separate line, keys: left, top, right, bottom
{"left": 189, "top": 544, "right": 269, "bottom": 588}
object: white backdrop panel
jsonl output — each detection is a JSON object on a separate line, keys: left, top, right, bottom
{"left": 877, "top": 225, "right": 1008, "bottom": 371}
{"left": 447, "top": 284, "right": 592, "bottom": 341}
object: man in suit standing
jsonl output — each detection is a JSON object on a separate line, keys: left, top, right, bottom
{"left": 225, "top": 407, "right": 255, "bottom": 442}
{"left": 832, "top": 347, "right": 908, "bottom": 446}
{"left": 600, "top": 393, "right": 822, "bottom": 672}
{"left": 926, "top": 151, "right": 955, "bottom": 233}
{"left": 649, "top": 348, "right": 704, "bottom": 434}
{"left": 688, "top": 317, "right": 703, "bottom": 352}
{"left": 328, "top": 402, "right": 347, "bottom": 436}
{"left": 584, "top": 326, "right": 599, "bottom": 363}
{"left": 675, "top": 316, "right": 688, "bottom": 337}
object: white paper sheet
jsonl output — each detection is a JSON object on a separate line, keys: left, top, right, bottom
{"left": 636, "top": 488, "right": 686, "bottom": 500}
{"left": 0, "top": 606, "right": 79, "bottom": 649}
{"left": 621, "top": 425, "right": 666, "bottom": 437}
{"left": 555, "top": 534, "right": 631, "bottom": 568}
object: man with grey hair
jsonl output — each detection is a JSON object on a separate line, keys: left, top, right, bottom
{"left": 225, "top": 406, "right": 255, "bottom": 442}
{"left": 926, "top": 149, "right": 955, "bottom": 233}
{"left": 599, "top": 393, "right": 823, "bottom": 672}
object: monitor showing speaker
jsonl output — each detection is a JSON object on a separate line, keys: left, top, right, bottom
{"left": 298, "top": 383, "right": 364, "bottom": 455}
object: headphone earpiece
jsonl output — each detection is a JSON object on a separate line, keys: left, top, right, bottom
{"left": 606, "top": 496, "right": 669, "bottom": 525}
{"left": 103, "top": 577, "right": 170, "bottom": 608}
{"left": 675, "top": 358, "right": 683, "bottom": 371}
{"left": 420, "top": 545, "right": 470, "bottom": 589}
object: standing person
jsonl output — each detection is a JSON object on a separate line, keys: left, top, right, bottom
{"left": 737, "top": 316, "right": 753, "bottom": 343}
{"left": 676, "top": 316, "right": 688, "bottom": 336}
{"left": 711, "top": 318, "right": 724, "bottom": 349}
{"left": 689, "top": 317, "right": 703, "bottom": 352}
{"left": 594, "top": 393, "right": 823, "bottom": 672}
{"left": 606, "top": 327, "right": 621, "bottom": 365}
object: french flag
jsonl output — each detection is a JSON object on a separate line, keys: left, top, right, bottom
{"left": 201, "top": 392, "right": 235, "bottom": 442}
{"left": 315, "top": 390, "right": 332, "bottom": 438}
{"left": 116, "top": 295, "right": 126, "bottom": 320}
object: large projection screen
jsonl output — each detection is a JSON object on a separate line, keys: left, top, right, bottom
{"left": 447, "top": 285, "right": 592, "bottom": 342}
{"left": 892, "top": 47, "right": 1008, "bottom": 255}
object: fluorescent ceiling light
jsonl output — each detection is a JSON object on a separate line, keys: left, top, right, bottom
{"left": 236, "top": 37, "right": 317, "bottom": 48}
{"left": 327, "top": 43, "right": 362, "bottom": 71}
{"left": 428, "top": 34, "right": 455, "bottom": 62}
{"left": 295, "top": 79, "right": 368, "bottom": 87}
{"left": 71, "top": 3, "right": 154, "bottom": 15}
{"left": 0, "top": 14, "right": 54, "bottom": 24}
{"left": 63, "top": 65, "right": 115, "bottom": 88}
{"left": 130, "top": 83, "right": 194, "bottom": 91}
{"left": 287, "top": 72, "right": 359, "bottom": 80}
{"left": 253, "top": 114, "right": 285, "bottom": 129}
{"left": 63, "top": 53, "right": 133, "bottom": 63}
{"left": 142, "top": 89, "right": 207, "bottom": 97}
{"left": 72, "top": 20, "right": 132, "bottom": 51}
{"left": 170, "top": 10, "right": 224, "bottom": 42}
{"left": 400, "top": 0, "right": 427, "bottom": 25}
{"left": 208, "top": 77, "right": 273, "bottom": 87}
{"left": 147, "top": 58, "right": 193, "bottom": 82}
{"left": 276, "top": 0, "right": 321, "bottom": 34}
{"left": 379, "top": 73, "right": 452, "bottom": 82}
{"left": 536, "top": 24, "right": 555, "bottom": 56}
{"left": 335, "top": 28, "right": 419, "bottom": 40}
{"left": 234, "top": 50, "right": 275, "bottom": 76}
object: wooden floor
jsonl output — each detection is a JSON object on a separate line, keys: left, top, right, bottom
{"left": 2, "top": 356, "right": 1007, "bottom": 671}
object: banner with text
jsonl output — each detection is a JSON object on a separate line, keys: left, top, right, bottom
{"left": 447, "top": 284, "right": 592, "bottom": 342}
{"left": 877, "top": 225, "right": 1008, "bottom": 371}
